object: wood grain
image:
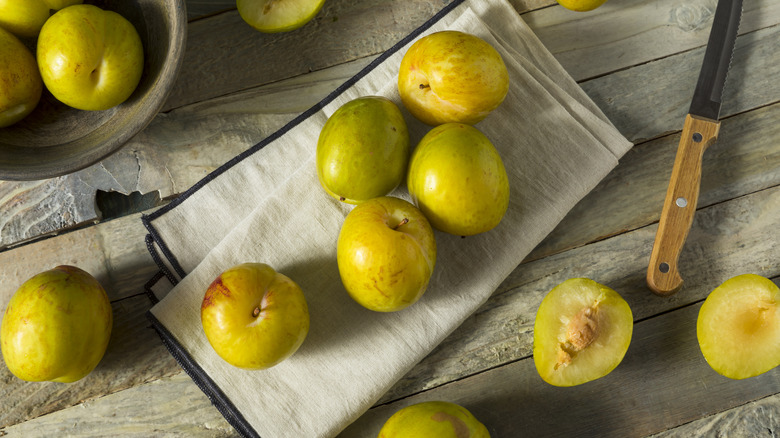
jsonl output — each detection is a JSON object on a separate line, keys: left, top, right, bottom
{"left": 0, "top": 294, "right": 179, "bottom": 429}
{"left": 2, "top": 1, "right": 779, "bottom": 252}
{"left": 526, "top": 101, "right": 780, "bottom": 263}
{"left": 0, "top": 212, "right": 155, "bottom": 302}
{"left": 647, "top": 114, "right": 720, "bottom": 296}
{"left": 7, "top": 363, "right": 775, "bottom": 437}
{"left": 0, "top": 0, "right": 778, "bottom": 435}
{"left": 1, "top": 181, "right": 775, "bottom": 434}
{"left": 340, "top": 302, "right": 780, "bottom": 438}
{"left": 526, "top": 0, "right": 779, "bottom": 82}
{"left": 186, "top": 0, "right": 235, "bottom": 21}
{"left": 170, "top": 0, "right": 780, "bottom": 111}
{"left": 0, "top": 373, "right": 235, "bottom": 437}
{"left": 0, "top": 213, "right": 180, "bottom": 428}
{"left": 162, "top": 0, "right": 459, "bottom": 111}
{"left": 185, "top": 0, "right": 561, "bottom": 27}
{"left": 651, "top": 393, "right": 780, "bottom": 437}
{"left": 581, "top": 22, "right": 780, "bottom": 143}
{"left": 377, "top": 183, "right": 780, "bottom": 404}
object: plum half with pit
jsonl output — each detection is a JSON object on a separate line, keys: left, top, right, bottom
{"left": 697, "top": 273, "right": 779, "bottom": 380}
{"left": 533, "top": 278, "right": 633, "bottom": 387}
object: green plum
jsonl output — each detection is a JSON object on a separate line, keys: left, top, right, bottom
{"left": 378, "top": 401, "right": 490, "bottom": 437}
{"left": 317, "top": 96, "right": 409, "bottom": 204}
{"left": 1, "top": 266, "right": 112, "bottom": 383}
{"left": 237, "top": 0, "right": 326, "bottom": 33}
{"left": 407, "top": 123, "right": 509, "bottom": 236}
{"left": 37, "top": 4, "right": 144, "bottom": 111}
{"left": 201, "top": 263, "right": 310, "bottom": 370}
{"left": 337, "top": 196, "right": 436, "bottom": 312}
{"left": 0, "top": 27, "right": 42, "bottom": 128}
{"left": 398, "top": 30, "right": 509, "bottom": 126}
{"left": 0, "top": 0, "right": 83, "bottom": 38}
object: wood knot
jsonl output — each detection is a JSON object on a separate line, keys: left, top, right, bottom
{"left": 670, "top": 2, "right": 715, "bottom": 32}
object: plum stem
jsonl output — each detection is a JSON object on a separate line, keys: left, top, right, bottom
{"left": 252, "top": 307, "right": 261, "bottom": 318}
{"left": 393, "top": 218, "right": 409, "bottom": 230}
{"left": 419, "top": 84, "right": 430, "bottom": 90}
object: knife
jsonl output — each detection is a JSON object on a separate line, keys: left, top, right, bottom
{"left": 646, "top": 0, "right": 743, "bottom": 296}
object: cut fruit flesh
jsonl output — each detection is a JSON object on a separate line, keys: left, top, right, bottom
{"left": 533, "top": 278, "right": 633, "bottom": 387}
{"left": 237, "top": 0, "right": 326, "bottom": 33}
{"left": 697, "top": 274, "right": 780, "bottom": 380}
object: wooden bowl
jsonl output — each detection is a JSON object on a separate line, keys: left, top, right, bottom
{"left": 0, "top": 0, "right": 187, "bottom": 181}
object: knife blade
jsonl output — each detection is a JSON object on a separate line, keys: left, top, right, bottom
{"left": 646, "top": 0, "right": 742, "bottom": 296}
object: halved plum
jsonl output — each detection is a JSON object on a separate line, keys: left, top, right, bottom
{"left": 533, "top": 278, "right": 633, "bottom": 387}
{"left": 697, "top": 274, "right": 779, "bottom": 379}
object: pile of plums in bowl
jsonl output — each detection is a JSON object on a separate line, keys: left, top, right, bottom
{"left": 0, "top": 0, "right": 187, "bottom": 181}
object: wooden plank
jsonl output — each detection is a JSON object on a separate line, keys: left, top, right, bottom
{"left": 339, "top": 301, "right": 780, "bottom": 437}
{"left": 180, "top": 0, "right": 561, "bottom": 22}
{"left": 0, "top": 294, "right": 179, "bottom": 429}
{"left": 526, "top": 100, "right": 780, "bottom": 263}
{"left": 181, "top": 0, "right": 560, "bottom": 29}
{"left": 3, "top": 3, "right": 779, "bottom": 253}
{"left": 581, "top": 22, "right": 780, "bottom": 143}
{"left": 0, "top": 212, "right": 156, "bottom": 301}
{"left": 0, "top": 1, "right": 775, "bottom": 435}
{"left": 4, "top": 18, "right": 780, "bottom": 251}
{"left": 0, "top": 212, "right": 181, "bottom": 428}
{"left": 168, "top": 0, "right": 780, "bottom": 112}
{"left": 2, "top": 31, "right": 777, "bottom": 427}
{"left": 9, "top": 276, "right": 777, "bottom": 436}
{"left": 527, "top": 0, "right": 780, "bottom": 82}
{"left": 185, "top": 0, "right": 235, "bottom": 21}
{"left": 2, "top": 184, "right": 775, "bottom": 434}
{"left": 652, "top": 393, "right": 780, "bottom": 437}
{"left": 377, "top": 183, "right": 780, "bottom": 404}
{"left": 162, "top": 0, "right": 460, "bottom": 111}
{"left": 129, "top": 57, "right": 374, "bottom": 196}
{"left": 7, "top": 368, "right": 774, "bottom": 438}
{"left": 0, "top": 373, "right": 235, "bottom": 437}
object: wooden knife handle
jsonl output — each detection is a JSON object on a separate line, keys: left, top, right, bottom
{"left": 647, "top": 114, "right": 720, "bottom": 296}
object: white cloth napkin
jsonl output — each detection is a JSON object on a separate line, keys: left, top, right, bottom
{"left": 142, "top": 0, "right": 632, "bottom": 436}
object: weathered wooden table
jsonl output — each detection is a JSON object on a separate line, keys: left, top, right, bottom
{"left": 1, "top": 0, "right": 778, "bottom": 436}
